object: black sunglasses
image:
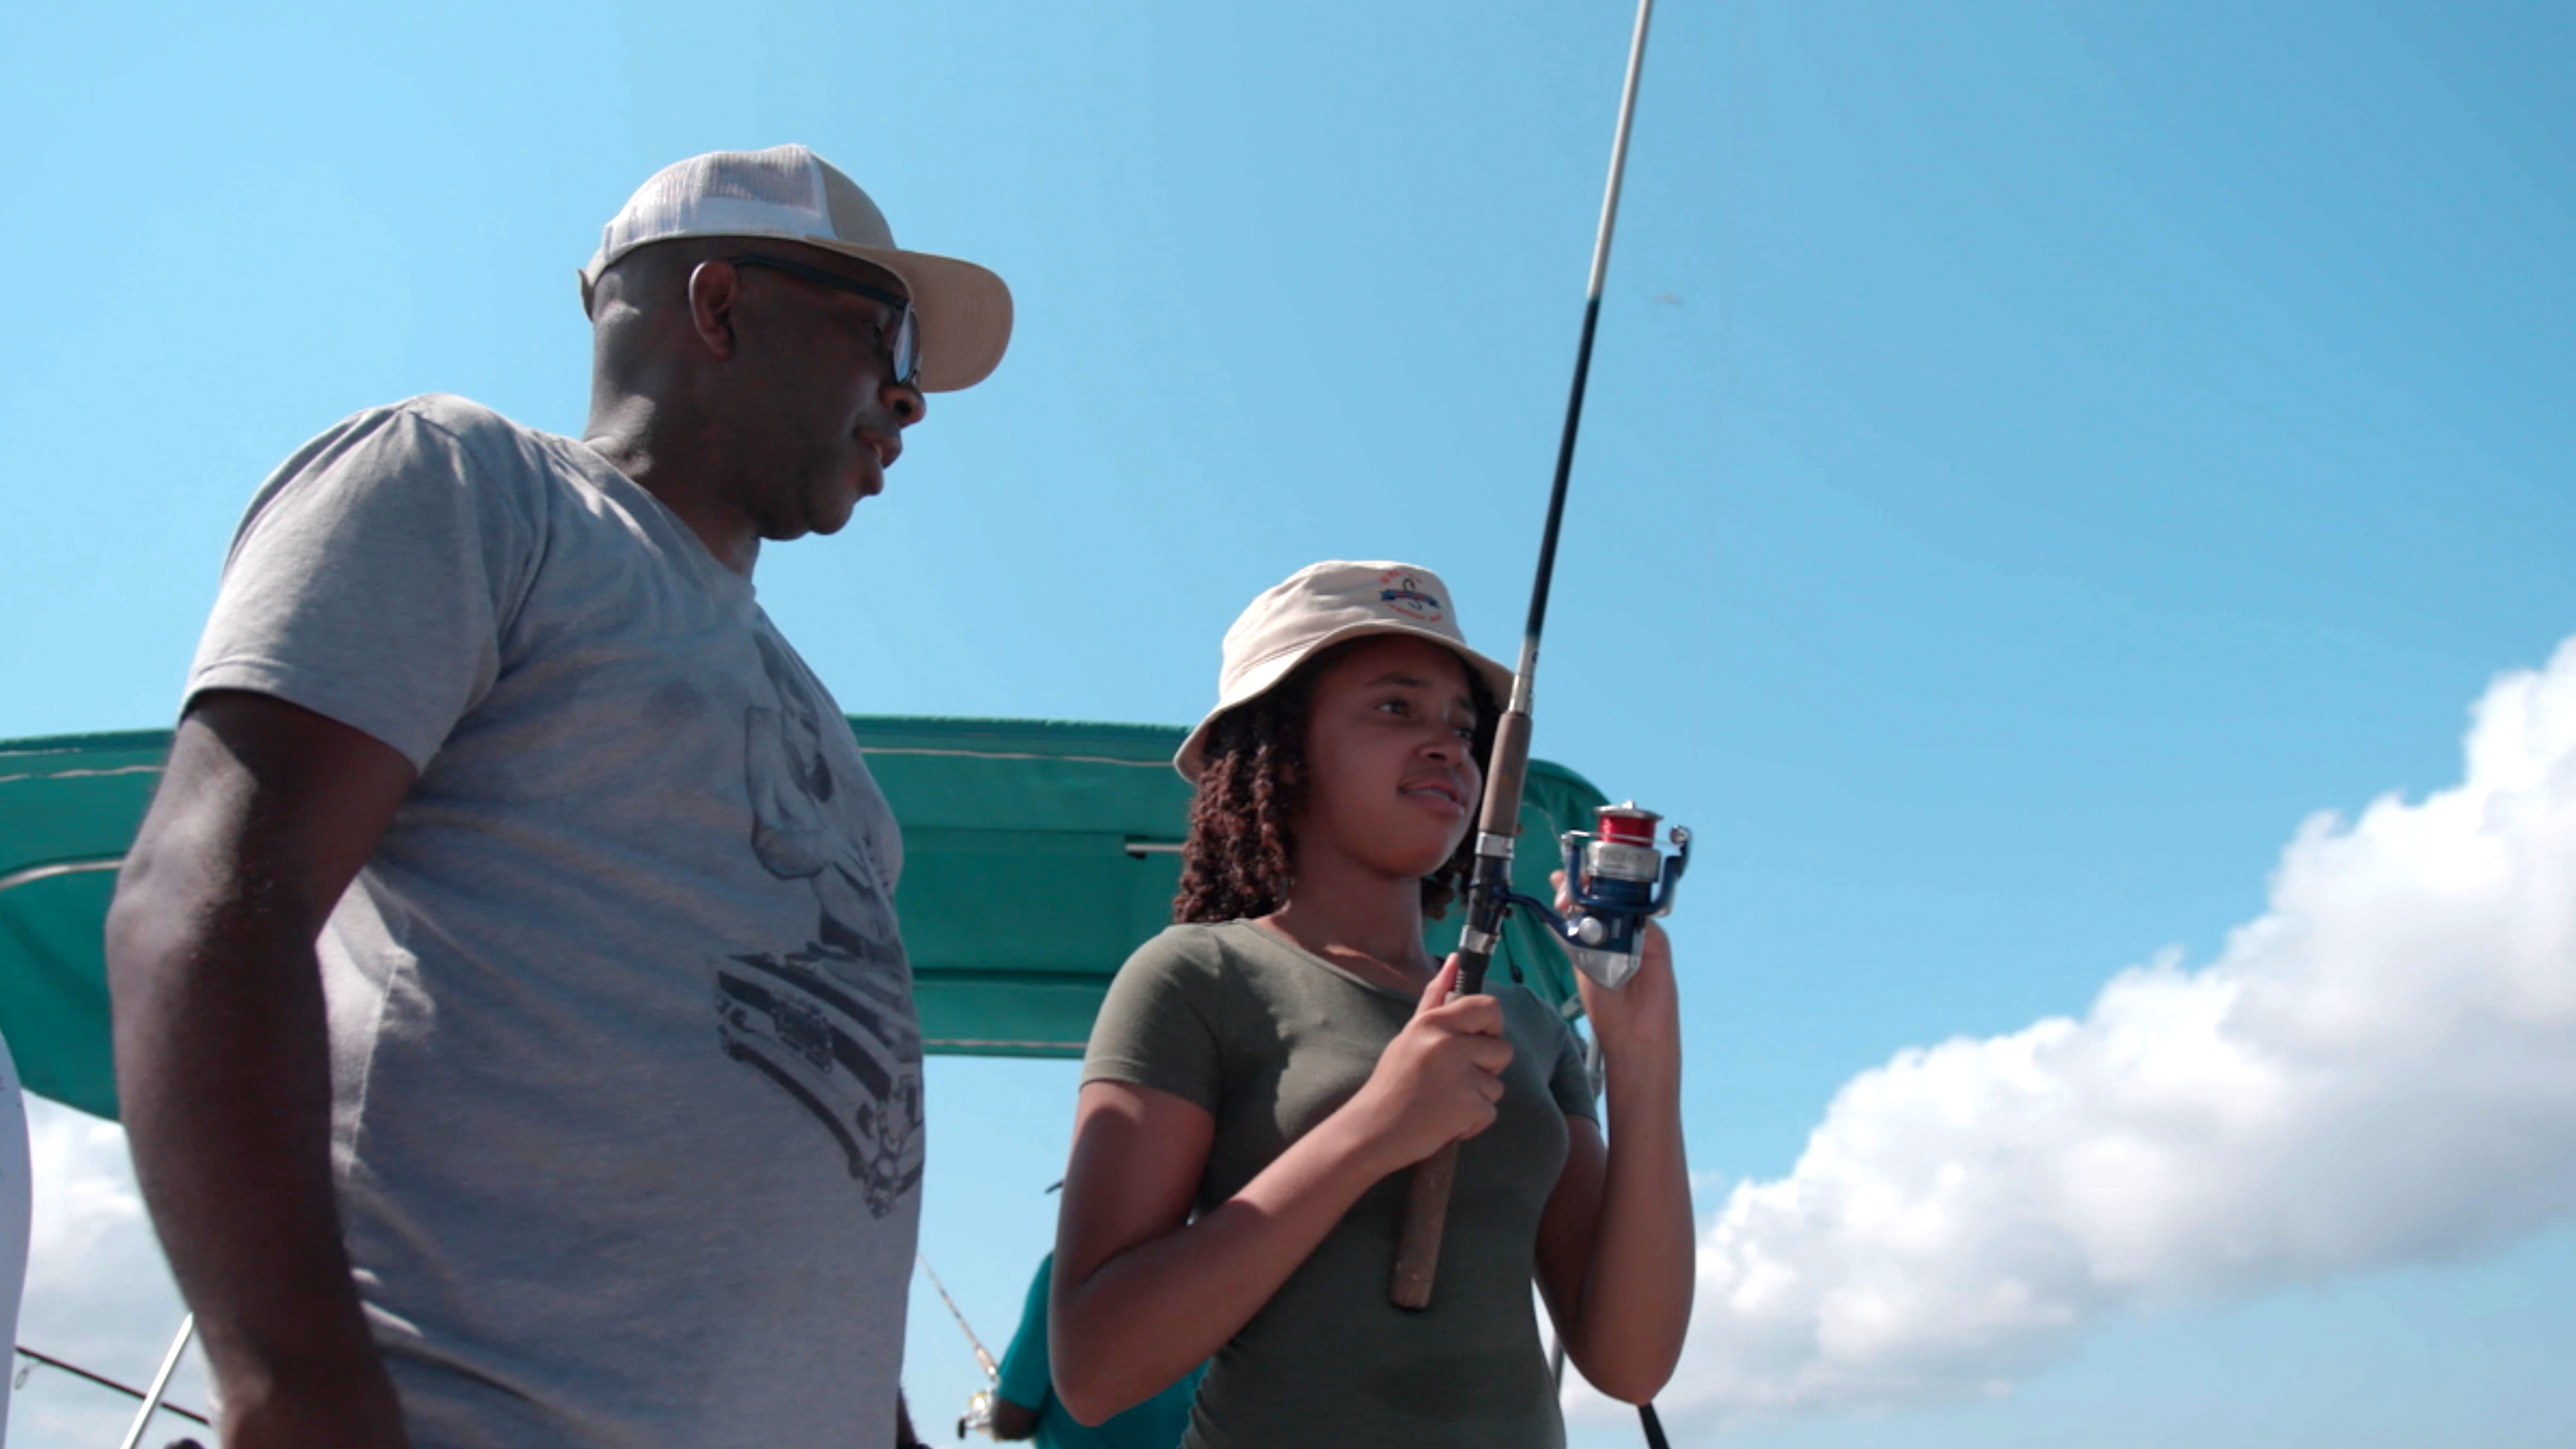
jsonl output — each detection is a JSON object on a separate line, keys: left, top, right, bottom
{"left": 725, "top": 254, "right": 921, "bottom": 388}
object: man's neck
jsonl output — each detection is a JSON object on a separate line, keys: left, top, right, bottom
{"left": 584, "top": 392, "right": 761, "bottom": 577}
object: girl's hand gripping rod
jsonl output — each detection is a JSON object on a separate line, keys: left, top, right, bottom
{"left": 1389, "top": 0, "right": 1678, "bottom": 1312}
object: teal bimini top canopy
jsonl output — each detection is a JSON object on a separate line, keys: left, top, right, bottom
{"left": 0, "top": 719, "right": 1609, "bottom": 1121}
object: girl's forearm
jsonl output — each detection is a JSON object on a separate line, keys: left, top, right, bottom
{"left": 1053, "top": 1110, "right": 1397, "bottom": 1424}
{"left": 1571, "top": 1049, "right": 1694, "bottom": 1402}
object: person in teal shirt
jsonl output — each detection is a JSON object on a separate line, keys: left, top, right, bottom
{"left": 993, "top": 1252, "right": 1201, "bottom": 1447}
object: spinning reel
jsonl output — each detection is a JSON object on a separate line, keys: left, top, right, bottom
{"left": 1503, "top": 801, "right": 1690, "bottom": 990}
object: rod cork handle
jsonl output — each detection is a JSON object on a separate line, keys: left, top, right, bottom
{"left": 1389, "top": 700, "right": 1527, "bottom": 1309}
{"left": 1391, "top": 1139, "right": 1462, "bottom": 1309}
{"left": 1479, "top": 710, "right": 1533, "bottom": 840}
{"left": 1390, "top": 932, "right": 1495, "bottom": 1310}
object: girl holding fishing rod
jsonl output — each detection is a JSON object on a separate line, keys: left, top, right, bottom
{"left": 1051, "top": 561, "right": 1692, "bottom": 1448}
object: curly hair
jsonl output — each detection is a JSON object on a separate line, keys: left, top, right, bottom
{"left": 1174, "top": 641, "right": 1500, "bottom": 924}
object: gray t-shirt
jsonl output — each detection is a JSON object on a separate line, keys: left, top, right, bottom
{"left": 186, "top": 394, "right": 922, "bottom": 1449}
{"left": 1082, "top": 920, "right": 1596, "bottom": 1449}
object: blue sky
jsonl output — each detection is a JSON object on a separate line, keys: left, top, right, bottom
{"left": 7, "top": 3, "right": 2575, "bottom": 1446}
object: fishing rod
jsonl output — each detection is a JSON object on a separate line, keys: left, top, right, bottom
{"left": 9, "top": 1345, "right": 213, "bottom": 1428}
{"left": 916, "top": 1252, "right": 1004, "bottom": 1438}
{"left": 1390, "top": 0, "right": 1688, "bottom": 1311}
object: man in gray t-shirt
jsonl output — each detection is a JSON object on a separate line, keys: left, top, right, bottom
{"left": 107, "top": 146, "right": 1012, "bottom": 1449}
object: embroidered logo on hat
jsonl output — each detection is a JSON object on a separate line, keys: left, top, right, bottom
{"left": 1377, "top": 570, "right": 1446, "bottom": 623}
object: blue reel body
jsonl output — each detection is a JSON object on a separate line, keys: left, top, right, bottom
{"left": 1501, "top": 802, "right": 1690, "bottom": 990}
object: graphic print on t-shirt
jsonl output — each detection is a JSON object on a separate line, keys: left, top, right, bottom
{"left": 713, "top": 632, "right": 925, "bottom": 1216}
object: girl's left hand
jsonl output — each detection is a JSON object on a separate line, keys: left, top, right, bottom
{"left": 1555, "top": 870, "right": 1682, "bottom": 1067}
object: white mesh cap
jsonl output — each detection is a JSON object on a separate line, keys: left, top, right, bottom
{"left": 580, "top": 144, "right": 1013, "bottom": 392}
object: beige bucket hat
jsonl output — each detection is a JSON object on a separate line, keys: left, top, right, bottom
{"left": 1175, "top": 561, "right": 1514, "bottom": 782}
{"left": 579, "top": 144, "right": 1013, "bottom": 393}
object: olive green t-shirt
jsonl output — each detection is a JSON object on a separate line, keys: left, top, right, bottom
{"left": 1081, "top": 920, "right": 1597, "bottom": 1449}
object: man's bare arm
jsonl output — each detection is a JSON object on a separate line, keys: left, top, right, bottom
{"left": 107, "top": 690, "right": 419, "bottom": 1449}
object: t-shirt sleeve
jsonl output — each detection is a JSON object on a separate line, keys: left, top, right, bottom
{"left": 1081, "top": 928, "right": 1225, "bottom": 1115}
{"left": 1548, "top": 1010, "right": 1601, "bottom": 1124}
{"left": 992, "top": 1256, "right": 1054, "bottom": 1410}
{"left": 185, "top": 399, "right": 540, "bottom": 773}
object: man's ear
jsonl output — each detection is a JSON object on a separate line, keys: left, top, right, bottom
{"left": 686, "top": 258, "right": 741, "bottom": 359}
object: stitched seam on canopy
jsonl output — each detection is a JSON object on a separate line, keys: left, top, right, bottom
{"left": 0, "top": 859, "right": 123, "bottom": 894}
{"left": 0, "top": 764, "right": 164, "bottom": 787}
{"left": 857, "top": 747, "right": 1169, "bottom": 768}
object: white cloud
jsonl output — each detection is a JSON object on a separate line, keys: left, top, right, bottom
{"left": 9, "top": 1099, "right": 209, "bottom": 1449}
{"left": 1581, "top": 639, "right": 2576, "bottom": 1436}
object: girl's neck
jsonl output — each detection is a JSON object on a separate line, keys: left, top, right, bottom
{"left": 1260, "top": 847, "right": 1436, "bottom": 986}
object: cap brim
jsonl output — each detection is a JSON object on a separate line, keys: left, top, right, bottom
{"left": 1173, "top": 621, "right": 1515, "bottom": 783}
{"left": 812, "top": 242, "right": 1014, "bottom": 393}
